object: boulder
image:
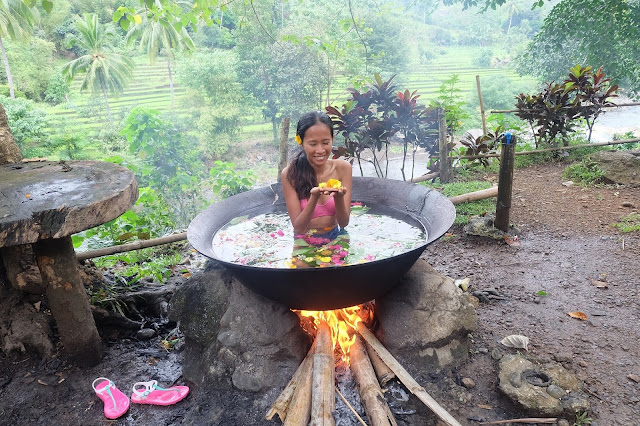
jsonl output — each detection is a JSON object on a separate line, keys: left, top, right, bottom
{"left": 168, "top": 261, "right": 310, "bottom": 392}
{"left": 498, "top": 354, "right": 589, "bottom": 417}
{"left": 591, "top": 149, "right": 640, "bottom": 187}
{"left": 375, "top": 259, "right": 478, "bottom": 370}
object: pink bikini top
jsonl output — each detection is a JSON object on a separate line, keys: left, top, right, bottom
{"left": 300, "top": 196, "right": 336, "bottom": 218}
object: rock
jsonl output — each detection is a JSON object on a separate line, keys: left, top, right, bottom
{"left": 461, "top": 377, "right": 476, "bottom": 389}
{"left": 464, "top": 214, "right": 520, "bottom": 240}
{"left": 491, "top": 348, "right": 503, "bottom": 360}
{"left": 498, "top": 354, "right": 589, "bottom": 417}
{"left": 136, "top": 328, "right": 156, "bottom": 340}
{"left": 557, "top": 419, "right": 571, "bottom": 426}
{"left": 590, "top": 150, "right": 640, "bottom": 187}
{"left": 375, "top": 259, "right": 478, "bottom": 369}
{"left": 168, "top": 261, "right": 310, "bottom": 392}
{"left": 547, "top": 384, "right": 566, "bottom": 398}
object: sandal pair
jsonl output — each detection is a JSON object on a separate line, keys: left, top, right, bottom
{"left": 92, "top": 377, "right": 190, "bottom": 419}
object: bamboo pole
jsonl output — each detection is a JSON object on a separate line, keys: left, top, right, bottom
{"left": 76, "top": 232, "right": 187, "bottom": 261}
{"left": 476, "top": 75, "right": 487, "bottom": 135}
{"left": 278, "top": 117, "right": 291, "bottom": 182}
{"left": 438, "top": 109, "right": 450, "bottom": 183}
{"left": 448, "top": 186, "right": 498, "bottom": 205}
{"left": 490, "top": 102, "right": 640, "bottom": 113}
{"left": 409, "top": 172, "right": 439, "bottom": 183}
{"left": 266, "top": 340, "right": 317, "bottom": 422}
{"left": 456, "top": 137, "right": 640, "bottom": 161}
{"left": 356, "top": 323, "right": 462, "bottom": 426}
{"left": 351, "top": 335, "right": 397, "bottom": 426}
{"left": 311, "top": 320, "right": 335, "bottom": 426}
{"left": 365, "top": 342, "right": 395, "bottom": 387}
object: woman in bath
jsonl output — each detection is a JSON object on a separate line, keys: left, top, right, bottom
{"left": 281, "top": 111, "right": 353, "bottom": 266}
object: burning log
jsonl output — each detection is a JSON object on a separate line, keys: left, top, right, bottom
{"left": 365, "top": 341, "right": 395, "bottom": 386}
{"left": 311, "top": 320, "right": 335, "bottom": 426}
{"left": 266, "top": 340, "right": 316, "bottom": 423}
{"left": 351, "top": 335, "right": 397, "bottom": 426}
{"left": 356, "top": 322, "right": 462, "bottom": 426}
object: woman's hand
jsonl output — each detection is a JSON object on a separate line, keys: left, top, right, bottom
{"left": 310, "top": 186, "right": 343, "bottom": 197}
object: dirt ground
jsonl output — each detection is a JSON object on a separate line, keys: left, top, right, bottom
{"left": 0, "top": 161, "right": 639, "bottom": 426}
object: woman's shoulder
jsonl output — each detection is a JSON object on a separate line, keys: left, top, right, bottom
{"left": 331, "top": 158, "right": 352, "bottom": 170}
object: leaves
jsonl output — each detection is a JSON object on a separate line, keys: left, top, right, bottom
{"left": 500, "top": 335, "right": 530, "bottom": 351}
{"left": 567, "top": 311, "right": 588, "bottom": 321}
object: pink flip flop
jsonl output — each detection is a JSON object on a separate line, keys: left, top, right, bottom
{"left": 92, "top": 377, "right": 130, "bottom": 419}
{"left": 131, "top": 380, "right": 190, "bottom": 406}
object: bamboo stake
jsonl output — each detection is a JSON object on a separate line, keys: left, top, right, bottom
{"left": 476, "top": 75, "right": 487, "bottom": 135}
{"left": 266, "top": 340, "right": 317, "bottom": 422}
{"left": 351, "top": 335, "right": 397, "bottom": 426}
{"left": 356, "top": 323, "right": 462, "bottom": 426}
{"left": 311, "top": 320, "right": 335, "bottom": 426}
{"left": 365, "top": 342, "right": 395, "bottom": 387}
{"left": 448, "top": 186, "right": 498, "bottom": 205}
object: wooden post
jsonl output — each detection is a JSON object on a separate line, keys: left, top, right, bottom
{"left": 494, "top": 133, "right": 517, "bottom": 232}
{"left": 438, "top": 109, "right": 450, "bottom": 183}
{"left": 476, "top": 75, "right": 487, "bottom": 135}
{"left": 33, "top": 236, "right": 102, "bottom": 366}
{"left": 278, "top": 117, "right": 291, "bottom": 182}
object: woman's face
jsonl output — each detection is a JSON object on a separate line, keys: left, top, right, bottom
{"left": 302, "top": 122, "right": 333, "bottom": 168}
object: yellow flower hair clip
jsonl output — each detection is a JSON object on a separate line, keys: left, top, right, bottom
{"left": 295, "top": 134, "right": 302, "bottom": 145}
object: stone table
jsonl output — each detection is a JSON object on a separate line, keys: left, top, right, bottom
{"left": 0, "top": 160, "right": 138, "bottom": 366}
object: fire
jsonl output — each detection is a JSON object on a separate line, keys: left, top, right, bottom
{"left": 294, "top": 302, "right": 374, "bottom": 364}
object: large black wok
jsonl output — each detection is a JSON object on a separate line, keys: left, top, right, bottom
{"left": 188, "top": 177, "right": 455, "bottom": 310}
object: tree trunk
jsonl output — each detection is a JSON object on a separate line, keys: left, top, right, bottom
{"left": 100, "top": 76, "right": 113, "bottom": 123}
{"left": 0, "top": 103, "right": 21, "bottom": 164}
{"left": 167, "top": 58, "right": 174, "bottom": 110}
{"left": 0, "top": 36, "right": 15, "bottom": 99}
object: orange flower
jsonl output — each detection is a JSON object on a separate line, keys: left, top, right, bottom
{"left": 318, "top": 179, "right": 342, "bottom": 189}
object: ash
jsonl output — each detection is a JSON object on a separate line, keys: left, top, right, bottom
{"left": 335, "top": 362, "right": 366, "bottom": 425}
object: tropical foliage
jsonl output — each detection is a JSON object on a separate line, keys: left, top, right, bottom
{"left": 62, "top": 14, "right": 135, "bottom": 122}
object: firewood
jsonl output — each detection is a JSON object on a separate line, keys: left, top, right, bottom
{"left": 311, "top": 320, "right": 335, "bottom": 426}
{"left": 351, "top": 335, "right": 397, "bottom": 426}
{"left": 365, "top": 341, "right": 395, "bottom": 386}
{"left": 284, "top": 364, "right": 314, "bottom": 426}
{"left": 266, "top": 340, "right": 316, "bottom": 422}
{"left": 356, "top": 323, "right": 462, "bottom": 426}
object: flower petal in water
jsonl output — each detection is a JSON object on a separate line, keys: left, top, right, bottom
{"left": 277, "top": 230, "right": 284, "bottom": 236}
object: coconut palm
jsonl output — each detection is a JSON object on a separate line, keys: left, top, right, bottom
{"left": 62, "top": 14, "right": 134, "bottom": 123}
{"left": 125, "top": 13, "right": 194, "bottom": 109}
{"left": 0, "top": 0, "right": 37, "bottom": 99}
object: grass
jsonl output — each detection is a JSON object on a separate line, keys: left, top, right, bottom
{"left": 612, "top": 213, "right": 640, "bottom": 233}
{"left": 420, "top": 179, "right": 496, "bottom": 225}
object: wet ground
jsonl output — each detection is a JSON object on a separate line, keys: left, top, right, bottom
{"left": 1, "top": 162, "right": 639, "bottom": 425}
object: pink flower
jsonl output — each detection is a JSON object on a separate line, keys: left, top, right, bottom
{"left": 393, "top": 242, "right": 402, "bottom": 247}
{"left": 338, "top": 250, "right": 348, "bottom": 257}
{"left": 352, "top": 202, "right": 362, "bottom": 206}
{"left": 365, "top": 254, "right": 375, "bottom": 262}
{"left": 277, "top": 230, "right": 284, "bottom": 236}
{"left": 270, "top": 233, "right": 275, "bottom": 238}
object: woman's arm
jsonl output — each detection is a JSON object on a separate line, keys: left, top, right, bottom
{"left": 281, "top": 167, "right": 320, "bottom": 234}
{"left": 333, "top": 160, "right": 353, "bottom": 228}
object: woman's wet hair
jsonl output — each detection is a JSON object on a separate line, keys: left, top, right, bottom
{"left": 287, "top": 111, "right": 334, "bottom": 199}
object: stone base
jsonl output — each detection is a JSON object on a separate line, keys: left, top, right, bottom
{"left": 170, "top": 259, "right": 478, "bottom": 391}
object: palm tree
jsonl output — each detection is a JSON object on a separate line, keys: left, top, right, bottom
{"left": 125, "top": 14, "right": 194, "bottom": 109}
{"left": 62, "top": 14, "right": 134, "bottom": 123}
{"left": 505, "top": 0, "right": 523, "bottom": 35}
{"left": 0, "top": 0, "right": 37, "bottom": 99}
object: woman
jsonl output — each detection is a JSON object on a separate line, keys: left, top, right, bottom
{"left": 281, "top": 111, "right": 353, "bottom": 266}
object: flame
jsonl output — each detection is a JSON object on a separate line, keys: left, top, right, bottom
{"left": 294, "top": 302, "right": 374, "bottom": 364}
